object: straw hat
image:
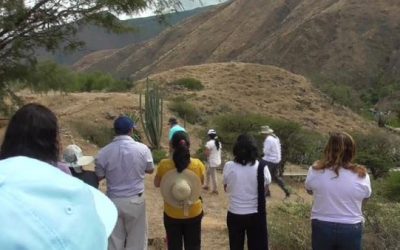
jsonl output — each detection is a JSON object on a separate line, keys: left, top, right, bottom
{"left": 260, "top": 125, "right": 274, "bottom": 134}
{"left": 160, "top": 169, "right": 201, "bottom": 211}
{"left": 63, "top": 144, "right": 94, "bottom": 168}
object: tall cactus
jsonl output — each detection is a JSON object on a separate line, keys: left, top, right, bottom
{"left": 139, "top": 79, "right": 163, "bottom": 149}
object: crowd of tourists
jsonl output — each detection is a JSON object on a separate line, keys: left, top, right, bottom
{"left": 0, "top": 103, "right": 372, "bottom": 250}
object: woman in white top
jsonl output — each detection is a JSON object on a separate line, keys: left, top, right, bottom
{"left": 305, "top": 132, "right": 372, "bottom": 250}
{"left": 203, "top": 129, "right": 222, "bottom": 194}
{"left": 223, "top": 134, "right": 271, "bottom": 250}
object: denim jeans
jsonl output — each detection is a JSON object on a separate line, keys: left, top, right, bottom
{"left": 312, "top": 219, "right": 363, "bottom": 250}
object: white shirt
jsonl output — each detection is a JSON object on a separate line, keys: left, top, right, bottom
{"left": 223, "top": 160, "right": 271, "bottom": 215}
{"left": 262, "top": 135, "right": 281, "bottom": 163}
{"left": 205, "top": 139, "right": 222, "bottom": 168}
{"left": 95, "top": 135, "right": 154, "bottom": 198}
{"left": 305, "top": 166, "right": 372, "bottom": 224}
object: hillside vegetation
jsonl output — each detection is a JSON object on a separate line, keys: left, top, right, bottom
{"left": 74, "top": 0, "right": 400, "bottom": 110}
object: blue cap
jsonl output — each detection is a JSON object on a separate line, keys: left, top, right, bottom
{"left": 0, "top": 156, "right": 117, "bottom": 250}
{"left": 114, "top": 116, "right": 135, "bottom": 135}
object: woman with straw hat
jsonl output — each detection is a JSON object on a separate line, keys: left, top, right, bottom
{"left": 154, "top": 131, "right": 206, "bottom": 250}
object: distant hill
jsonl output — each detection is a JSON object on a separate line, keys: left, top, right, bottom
{"left": 74, "top": 0, "right": 400, "bottom": 106}
{"left": 37, "top": 6, "right": 214, "bottom": 65}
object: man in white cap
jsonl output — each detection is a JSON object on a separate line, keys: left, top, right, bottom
{"left": 260, "top": 125, "right": 290, "bottom": 198}
{"left": 95, "top": 115, "right": 154, "bottom": 250}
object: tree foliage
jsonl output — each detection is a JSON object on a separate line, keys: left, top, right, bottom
{"left": 0, "top": 0, "right": 182, "bottom": 83}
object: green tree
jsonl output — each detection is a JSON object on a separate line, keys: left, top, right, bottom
{"left": 0, "top": 0, "right": 182, "bottom": 84}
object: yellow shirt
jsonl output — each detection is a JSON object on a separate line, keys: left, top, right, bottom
{"left": 156, "top": 158, "right": 205, "bottom": 219}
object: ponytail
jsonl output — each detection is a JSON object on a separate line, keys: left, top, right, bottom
{"left": 171, "top": 131, "right": 191, "bottom": 173}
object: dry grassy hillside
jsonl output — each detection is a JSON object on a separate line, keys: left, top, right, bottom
{"left": 136, "top": 62, "right": 375, "bottom": 134}
{"left": 10, "top": 62, "right": 376, "bottom": 155}
{"left": 74, "top": 0, "right": 400, "bottom": 91}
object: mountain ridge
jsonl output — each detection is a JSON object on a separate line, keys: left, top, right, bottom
{"left": 74, "top": 0, "right": 400, "bottom": 93}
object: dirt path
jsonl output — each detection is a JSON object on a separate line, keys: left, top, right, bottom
{"left": 144, "top": 169, "right": 311, "bottom": 249}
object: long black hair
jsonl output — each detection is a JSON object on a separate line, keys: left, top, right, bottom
{"left": 208, "top": 133, "right": 221, "bottom": 150}
{"left": 0, "top": 103, "right": 60, "bottom": 165}
{"left": 171, "top": 131, "right": 191, "bottom": 173}
{"left": 233, "top": 133, "right": 259, "bottom": 166}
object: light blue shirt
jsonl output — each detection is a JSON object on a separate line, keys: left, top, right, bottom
{"left": 95, "top": 135, "right": 154, "bottom": 198}
{"left": 0, "top": 156, "right": 113, "bottom": 250}
{"left": 169, "top": 124, "right": 186, "bottom": 140}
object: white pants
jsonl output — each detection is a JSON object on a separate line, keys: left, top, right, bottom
{"left": 205, "top": 167, "right": 218, "bottom": 191}
{"left": 109, "top": 195, "right": 147, "bottom": 250}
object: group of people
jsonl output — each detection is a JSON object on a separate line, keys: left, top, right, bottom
{"left": 0, "top": 103, "right": 372, "bottom": 250}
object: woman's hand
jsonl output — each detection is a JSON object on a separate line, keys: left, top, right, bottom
{"left": 154, "top": 174, "right": 161, "bottom": 188}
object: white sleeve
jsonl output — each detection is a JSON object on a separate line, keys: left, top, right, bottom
{"left": 223, "top": 162, "right": 232, "bottom": 185}
{"left": 144, "top": 146, "right": 154, "bottom": 171}
{"left": 264, "top": 165, "right": 272, "bottom": 185}
{"left": 362, "top": 174, "right": 372, "bottom": 198}
{"left": 304, "top": 166, "right": 314, "bottom": 190}
{"left": 205, "top": 140, "right": 213, "bottom": 149}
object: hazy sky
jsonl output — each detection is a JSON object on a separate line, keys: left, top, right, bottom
{"left": 121, "top": 0, "right": 228, "bottom": 19}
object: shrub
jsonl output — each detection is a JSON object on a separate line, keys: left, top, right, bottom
{"left": 168, "top": 99, "right": 200, "bottom": 124}
{"left": 363, "top": 201, "right": 400, "bottom": 249}
{"left": 268, "top": 199, "right": 400, "bottom": 250}
{"left": 268, "top": 202, "right": 311, "bottom": 249}
{"left": 26, "top": 60, "right": 133, "bottom": 93}
{"left": 168, "top": 78, "right": 204, "bottom": 91}
{"left": 380, "top": 172, "right": 400, "bottom": 202}
{"left": 212, "top": 113, "right": 325, "bottom": 169}
{"left": 72, "top": 121, "right": 115, "bottom": 148}
{"left": 353, "top": 132, "right": 399, "bottom": 179}
{"left": 152, "top": 149, "right": 167, "bottom": 164}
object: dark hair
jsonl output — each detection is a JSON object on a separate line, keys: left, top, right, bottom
{"left": 171, "top": 131, "right": 191, "bottom": 173}
{"left": 208, "top": 133, "right": 221, "bottom": 150}
{"left": 168, "top": 117, "right": 178, "bottom": 126}
{"left": 233, "top": 134, "right": 259, "bottom": 166}
{"left": 313, "top": 131, "right": 367, "bottom": 178}
{"left": 0, "top": 103, "right": 59, "bottom": 165}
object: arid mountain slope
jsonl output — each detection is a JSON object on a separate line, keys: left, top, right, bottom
{"left": 75, "top": 0, "right": 400, "bottom": 89}
{"left": 15, "top": 63, "right": 375, "bottom": 154}
{"left": 136, "top": 62, "right": 374, "bottom": 134}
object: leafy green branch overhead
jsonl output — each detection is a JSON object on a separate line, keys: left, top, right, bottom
{"left": 0, "top": 0, "right": 183, "bottom": 83}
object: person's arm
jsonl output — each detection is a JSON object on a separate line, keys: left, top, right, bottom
{"left": 304, "top": 166, "right": 314, "bottom": 195}
{"left": 154, "top": 174, "right": 161, "bottom": 188}
{"left": 204, "top": 147, "right": 211, "bottom": 158}
{"left": 222, "top": 162, "right": 230, "bottom": 192}
{"left": 264, "top": 163, "right": 272, "bottom": 186}
{"left": 145, "top": 162, "right": 154, "bottom": 174}
{"left": 263, "top": 138, "right": 271, "bottom": 159}
{"left": 94, "top": 157, "right": 106, "bottom": 181}
{"left": 144, "top": 146, "right": 155, "bottom": 174}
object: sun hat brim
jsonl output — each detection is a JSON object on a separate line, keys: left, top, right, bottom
{"left": 77, "top": 156, "right": 94, "bottom": 167}
{"left": 88, "top": 186, "right": 117, "bottom": 236}
{"left": 160, "top": 169, "right": 201, "bottom": 209}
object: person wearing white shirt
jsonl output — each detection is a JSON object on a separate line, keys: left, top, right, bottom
{"left": 305, "top": 132, "right": 372, "bottom": 250}
{"left": 223, "top": 134, "right": 271, "bottom": 250}
{"left": 203, "top": 129, "right": 222, "bottom": 194}
{"left": 260, "top": 125, "right": 290, "bottom": 197}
